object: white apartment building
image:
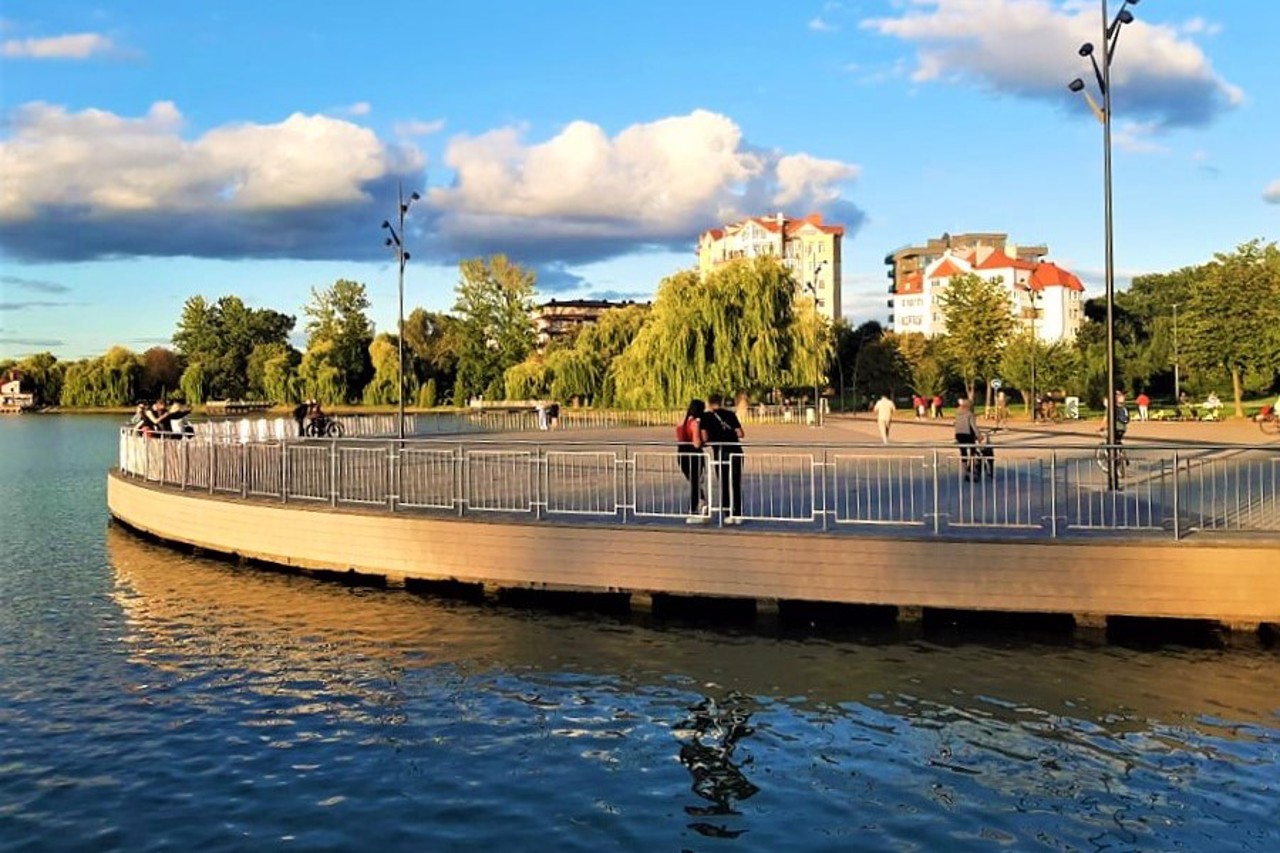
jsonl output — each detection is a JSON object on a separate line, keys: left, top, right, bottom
{"left": 697, "top": 213, "right": 844, "bottom": 322}
{"left": 892, "top": 245, "right": 1085, "bottom": 342}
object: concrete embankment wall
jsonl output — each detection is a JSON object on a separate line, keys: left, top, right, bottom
{"left": 107, "top": 472, "right": 1280, "bottom": 629}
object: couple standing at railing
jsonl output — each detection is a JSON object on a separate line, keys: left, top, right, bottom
{"left": 676, "top": 395, "right": 746, "bottom": 525}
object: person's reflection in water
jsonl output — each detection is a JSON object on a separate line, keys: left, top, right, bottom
{"left": 676, "top": 692, "right": 759, "bottom": 839}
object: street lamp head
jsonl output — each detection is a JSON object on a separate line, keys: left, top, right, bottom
{"left": 1068, "top": 78, "right": 1086, "bottom": 93}
{"left": 385, "top": 237, "right": 393, "bottom": 247}
{"left": 381, "top": 220, "right": 391, "bottom": 229}
{"left": 410, "top": 191, "right": 421, "bottom": 201}
{"left": 1078, "top": 42, "right": 1094, "bottom": 57}
{"left": 403, "top": 252, "right": 411, "bottom": 262}
{"left": 1117, "top": 9, "right": 1134, "bottom": 24}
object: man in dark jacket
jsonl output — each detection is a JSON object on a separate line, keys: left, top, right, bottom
{"left": 699, "top": 394, "right": 746, "bottom": 524}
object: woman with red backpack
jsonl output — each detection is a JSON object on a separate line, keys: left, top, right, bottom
{"left": 677, "top": 399, "right": 707, "bottom": 523}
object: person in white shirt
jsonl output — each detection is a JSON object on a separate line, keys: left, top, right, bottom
{"left": 873, "top": 393, "right": 897, "bottom": 444}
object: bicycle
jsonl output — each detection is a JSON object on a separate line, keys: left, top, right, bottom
{"left": 1094, "top": 431, "right": 1129, "bottom": 479}
{"left": 1259, "top": 408, "right": 1280, "bottom": 436}
{"left": 304, "top": 416, "right": 345, "bottom": 438}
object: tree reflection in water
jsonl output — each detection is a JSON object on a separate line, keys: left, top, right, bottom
{"left": 675, "top": 691, "right": 759, "bottom": 839}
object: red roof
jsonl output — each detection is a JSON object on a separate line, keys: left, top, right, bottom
{"left": 899, "top": 271, "right": 923, "bottom": 293}
{"left": 1030, "top": 262, "right": 1084, "bottom": 291}
{"left": 929, "top": 258, "right": 967, "bottom": 279}
{"left": 975, "top": 251, "right": 1038, "bottom": 272}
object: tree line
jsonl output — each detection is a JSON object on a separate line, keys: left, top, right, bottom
{"left": 5, "top": 240, "right": 1277, "bottom": 416}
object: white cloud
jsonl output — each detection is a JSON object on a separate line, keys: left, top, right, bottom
{"left": 345, "top": 101, "right": 372, "bottom": 117}
{"left": 426, "top": 110, "right": 861, "bottom": 262}
{"left": 1180, "top": 18, "right": 1222, "bottom": 37}
{"left": 1, "top": 32, "right": 116, "bottom": 59}
{"left": 861, "top": 0, "right": 1242, "bottom": 127}
{"left": 809, "top": 17, "right": 838, "bottom": 32}
{"left": 0, "top": 103, "right": 863, "bottom": 266}
{"left": 1113, "top": 121, "right": 1167, "bottom": 154}
{"left": 1264, "top": 180, "right": 1280, "bottom": 205}
{"left": 395, "top": 118, "right": 447, "bottom": 137}
{"left": 0, "top": 101, "right": 423, "bottom": 260}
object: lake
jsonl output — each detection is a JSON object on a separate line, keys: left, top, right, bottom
{"left": 1, "top": 415, "right": 1278, "bottom": 850}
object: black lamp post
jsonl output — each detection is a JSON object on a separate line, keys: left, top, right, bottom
{"left": 803, "top": 260, "right": 828, "bottom": 427}
{"left": 1069, "top": 0, "right": 1139, "bottom": 490}
{"left": 382, "top": 184, "right": 420, "bottom": 442}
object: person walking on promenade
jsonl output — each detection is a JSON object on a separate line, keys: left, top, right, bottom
{"left": 874, "top": 393, "right": 896, "bottom": 444}
{"left": 1136, "top": 391, "right": 1150, "bottom": 422}
{"left": 932, "top": 394, "right": 944, "bottom": 419}
{"left": 912, "top": 394, "right": 924, "bottom": 420}
{"left": 954, "top": 397, "right": 980, "bottom": 480}
{"left": 677, "top": 399, "right": 707, "bottom": 523}
{"left": 700, "top": 394, "right": 746, "bottom": 524}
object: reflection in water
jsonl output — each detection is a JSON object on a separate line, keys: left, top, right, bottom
{"left": 95, "top": 525, "right": 1280, "bottom": 850}
{"left": 676, "top": 692, "right": 759, "bottom": 838}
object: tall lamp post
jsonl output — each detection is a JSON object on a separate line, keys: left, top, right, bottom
{"left": 1028, "top": 289, "right": 1041, "bottom": 422}
{"left": 381, "top": 184, "right": 420, "bottom": 441}
{"left": 803, "top": 261, "right": 828, "bottom": 427}
{"left": 1069, "top": 0, "right": 1139, "bottom": 490}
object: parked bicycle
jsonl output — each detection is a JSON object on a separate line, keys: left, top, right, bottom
{"left": 304, "top": 415, "right": 345, "bottom": 438}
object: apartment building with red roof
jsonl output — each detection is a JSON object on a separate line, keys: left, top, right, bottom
{"left": 892, "top": 238, "right": 1085, "bottom": 342}
{"left": 696, "top": 212, "right": 844, "bottom": 321}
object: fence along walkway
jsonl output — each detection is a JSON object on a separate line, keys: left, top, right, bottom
{"left": 119, "top": 430, "right": 1280, "bottom": 541}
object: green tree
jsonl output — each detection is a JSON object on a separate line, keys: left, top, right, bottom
{"left": 611, "top": 258, "right": 820, "bottom": 407}
{"left": 14, "top": 352, "right": 64, "bottom": 406}
{"left": 362, "top": 333, "right": 417, "bottom": 405}
{"left": 296, "top": 339, "right": 346, "bottom": 405}
{"left": 60, "top": 346, "right": 140, "bottom": 407}
{"left": 172, "top": 294, "right": 294, "bottom": 399}
{"left": 418, "top": 377, "right": 438, "bottom": 408}
{"left": 304, "top": 280, "right": 374, "bottom": 401}
{"left": 1180, "top": 240, "right": 1280, "bottom": 416}
{"left": 938, "top": 272, "right": 1015, "bottom": 401}
{"left": 453, "top": 255, "right": 537, "bottom": 400}
{"left": 893, "top": 332, "right": 947, "bottom": 399}
{"left": 403, "top": 308, "right": 461, "bottom": 399}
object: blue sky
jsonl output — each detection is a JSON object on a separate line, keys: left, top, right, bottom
{"left": 1, "top": 0, "right": 1275, "bottom": 360}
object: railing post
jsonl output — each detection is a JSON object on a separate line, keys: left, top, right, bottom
{"left": 281, "top": 440, "right": 288, "bottom": 503}
{"left": 389, "top": 441, "right": 398, "bottom": 513}
{"left": 456, "top": 444, "right": 466, "bottom": 517}
{"left": 329, "top": 441, "right": 338, "bottom": 507}
{"left": 209, "top": 440, "right": 216, "bottom": 493}
{"left": 181, "top": 437, "right": 189, "bottom": 490}
{"left": 1050, "top": 450, "right": 1058, "bottom": 539}
{"left": 931, "top": 448, "right": 940, "bottom": 535}
{"left": 819, "top": 449, "right": 828, "bottom": 532}
{"left": 240, "top": 442, "right": 248, "bottom": 498}
{"left": 1172, "top": 450, "right": 1181, "bottom": 541}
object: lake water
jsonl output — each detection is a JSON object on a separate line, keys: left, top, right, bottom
{"left": 2, "top": 416, "right": 1278, "bottom": 851}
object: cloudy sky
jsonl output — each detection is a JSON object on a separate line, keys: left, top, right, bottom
{"left": 0, "top": 0, "right": 1274, "bottom": 358}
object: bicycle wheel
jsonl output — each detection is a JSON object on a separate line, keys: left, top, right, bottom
{"left": 304, "top": 420, "right": 321, "bottom": 437}
{"left": 326, "top": 420, "right": 345, "bottom": 438}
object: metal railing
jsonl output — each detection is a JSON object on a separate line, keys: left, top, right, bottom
{"left": 117, "top": 430, "right": 1280, "bottom": 540}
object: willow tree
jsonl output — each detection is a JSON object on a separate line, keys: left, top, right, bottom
{"left": 611, "top": 257, "right": 823, "bottom": 407}
{"left": 937, "top": 272, "right": 1014, "bottom": 402}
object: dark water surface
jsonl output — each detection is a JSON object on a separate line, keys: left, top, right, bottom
{"left": 1, "top": 416, "right": 1278, "bottom": 851}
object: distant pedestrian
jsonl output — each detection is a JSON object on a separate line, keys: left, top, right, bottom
{"left": 912, "top": 395, "right": 924, "bottom": 420}
{"left": 874, "top": 393, "right": 896, "bottom": 444}
{"left": 932, "top": 394, "right": 944, "bottom": 419}
{"left": 699, "top": 394, "right": 746, "bottom": 524}
{"left": 677, "top": 399, "right": 707, "bottom": 523}
{"left": 954, "top": 398, "right": 980, "bottom": 480}
{"left": 547, "top": 401, "right": 561, "bottom": 430}
{"left": 1136, "top": 392, "right": 1150, "bottom": 422}
{"left": 293, "top": 399, "right": 310, "bottom": 436}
